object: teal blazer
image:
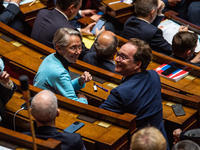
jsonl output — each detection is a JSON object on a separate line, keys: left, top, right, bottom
{"left": 33, "top": 53, "right": 87, "bottom": 104}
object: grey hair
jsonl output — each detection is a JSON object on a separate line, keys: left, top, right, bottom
{"left": 31, "top": 90, "right": 58, "bottom": 124}
{"left": 53, "top": 27, "right": 82, "bottom": 49}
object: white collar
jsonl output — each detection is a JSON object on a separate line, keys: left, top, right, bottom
{"left": 137, "top": 17, "right": 150, "bottom": 24}
{"left": 55, "top": 8, "right": 69, "bottom": 20}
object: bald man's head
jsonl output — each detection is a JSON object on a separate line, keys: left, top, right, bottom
{"left": 31, "top": 90, "right": 58, "bottom": 124}
{"left": 94, "top": 31, "right": 118, "bottom": 59}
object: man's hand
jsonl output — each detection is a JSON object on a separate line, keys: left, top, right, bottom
{"left": 81, "top": 22, "right": 96, "bottom": 35}
{"left": 179, "top": 25, "right": 188, "bottom": 32}
{"left": 78, "top": 71, "right": 92, "bottom": 86}
{"left": 190, "top": 52, "right": 200, "bottom": 64}
{"left": 90, "top": 14, "right": 102, "bottom": 22}
{"left": 95, "top": 25, "right": 105, "bottom": 36}
{"left": 80, "top": 9, "right": 97, "bottom": 18}
{"left": 168, "top": 0, "right": 182, "bottom": 7}
{"left": 173, "top": 128, "right": 182, "bottom": 144}
{"left": 0, "top": 71, "right": 10, "bottom": 85}
{"left": 157, "top": 0, "right": 165, "bottom": 15}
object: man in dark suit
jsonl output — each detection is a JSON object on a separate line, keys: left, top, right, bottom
{"left": 172, "top": 31, "right": 200, "bottom": 67}
{"left": 0, "top": 0, "right": 31, "bottom": 36}
{"left": 24, "top": 90, "right": 86, "bottom": 150}
{"left": 31, "top": 0, "right": 97, "bottom": 49}
{"left": 100, "top": 38, "right": 169, "bottom": 150}
{"left": 83, "top": 31, "right": 119, "bottom": 73}
{"left": 0, "top": 58, "right": 17, "bottom": 126}
{"left": 122, "top": 0, "right": 176, "bottom": 55}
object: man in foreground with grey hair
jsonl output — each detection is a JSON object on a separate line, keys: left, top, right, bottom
{"left": 24, "top": 90, "right": 86, "bottom": 150}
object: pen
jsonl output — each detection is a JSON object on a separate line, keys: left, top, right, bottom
{"left": 96, "top": 84, "right": 108, "bottom": 92}
{"left": 29, "top": 0, "right": 36, "bottom": 6}
{"left": 183, "top": 24, "right": 189, "bottom": 29}
{"left": 93, "top": 83, "right": 97, "bottom": 92}
{"left": 109, "top": 1, "right": 121, "bottom": 5}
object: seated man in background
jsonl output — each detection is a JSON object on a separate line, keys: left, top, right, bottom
{"left": 162, "top": 0, "right": 200, "bottom": 27}
{"left": 0, "top": 0, "right": 31, "bottom": 36}
{"left": 31, "top": 0, "right": 103, "bottom": 55}
{"left": 122, "top": 0, "right": 187, "bottom": 55}
{"left": 0, "top": 58, "right": 17, "bottom": 126}
{"left": 173, "top": 128, "right": 200, "bottom": 145}
{"left": 172, "top": 31, "right": 200, "bottom": 66}
{"left": 130, "top": 127, "right": 167, "bottom": 150}
{"left": 83, "top": 31, "right": 118, "bottom": 73}
{"left": 100, "top": 38, "right": 169, "bottom": 149}
{"left": 24, "top": 90, "right": 86, "bottom": 150}
{"left": 34, "top": 28, "right": 92, "bottom": 104}
{"left": 162, "top": 0, "right": 187, "bottom": 20}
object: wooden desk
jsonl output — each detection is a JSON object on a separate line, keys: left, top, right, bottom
{"left": 6, "top": 80, "right": 136, "bottom": 150}
{"left": 92, "top": 0, "right": 134, "bottom": 23}
{"left": 11, "top": 77, "right": 137, "bottom": 134}
{"left": 0, "top": 127, "right": 61, "bottom": 150}
{"left": 19, "top": 0, "right": 54, "bottom": 27}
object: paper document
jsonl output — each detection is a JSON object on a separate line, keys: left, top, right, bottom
{"left": 158, "top": 19, "right": 200, "bottom": 53}
{"left": 3, "top": 0, "right": 34, "bottom": 7}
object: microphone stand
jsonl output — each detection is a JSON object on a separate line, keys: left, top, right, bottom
{"left": 19, "top": 75, "right": 37, "bottom": 150}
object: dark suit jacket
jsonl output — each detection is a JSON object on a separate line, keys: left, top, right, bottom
{"left": 100, "top": 71, "right": 168, "bottom": 147}
{"left": 0, "top": 82, "right": 17, "bottom": 126}
{"left": 0, "top": 2, "right": 31, "bottom": 36}
{"left": 24, "top": 126, "right": 86, "bottom": 150}
{"left": 31, "top": 8, "right": 88, "bottom": 59}
{"left": 83, "top": 51, "right": 117, "bottom": 73}
{"left": 31, "top": 9, "right": 75, "bottom": 48}
{"left": 0, "top": 3, "right": 20, "bottom": 24}
{"left": 122, "top": 16, "right": 172, "bottom": 55}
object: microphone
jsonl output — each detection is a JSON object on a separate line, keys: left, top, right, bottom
{"left": 19, "top": 75, "right": 37, "bottom": 150}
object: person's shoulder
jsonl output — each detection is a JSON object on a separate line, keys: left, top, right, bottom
{"left": 38, "top": 8, "right": 51, "bottom": 15}
{"left": 148, "top": 70, "right": 159, "bottom": 76}
{"left": 83, "top": 51, "right": 97, "bottom": 61}
{"left": 60, "top": 132, "right": 83, "bottom": 144}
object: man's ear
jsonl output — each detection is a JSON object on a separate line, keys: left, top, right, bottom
{"left": 186, "top": 49, "right": 192, "bottom": 57}
{"left": 135, "top": 61, "right": 142, "bottom": 70}
{"left": 150, "top": 9, "right": 156, "bottom": 18}
{"left": 68, "top": 4, "right": 75, "bottom": 13}
{"left": 56, "top": 109, "right": 60, "bottom": 117}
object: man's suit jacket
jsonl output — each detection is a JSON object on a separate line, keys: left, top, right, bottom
{"left": 122, "top": 16, "right": 172, "bottom": 55}
{"left": 0, "top": 2, "right": 31, "bottom": 36}
{"left": 24, "top": 126, "right": 86, "bottom": 150}
{"left": 0, "top": 82, "right": 17, "bottom": 126}
{"left": 0, "top": 3, "right": 20, "bottom": 24}
{"left": 100, "top": 70, "right": 168, "bottom": 145}
{"left": 83, "top": 51, "right": 117, "bottom": 73}
{"left": 31, "top": 9, "right": 75, "bottom": 48}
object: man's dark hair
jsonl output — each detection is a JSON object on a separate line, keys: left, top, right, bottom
{"left": 129, "top": 38, "right": 152, "bottom": 72}
{"left": 94, "top": 33, "right": 118, "bottom": 59}
{"left": 134, "top": 0, "right": 158, "bottom": 17}
{"left": 172, "top": 31, "right": 198, "bottom": 56}
{"left": 56, "top": 0, "right": 80, "bottom": 11}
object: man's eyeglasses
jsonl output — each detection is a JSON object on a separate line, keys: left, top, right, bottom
{"left": 116, "top": 51, "right": 133, "bottom": 61}
{"left": 68, "top": 45, "right": 82, "bottom": 52}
